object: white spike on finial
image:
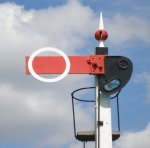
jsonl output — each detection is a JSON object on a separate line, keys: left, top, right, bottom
{"left": 99, "top": 12, "right": 104, "bottom": 30}
{"left": 99, "top": 12, "right": 104, "bottom": 47}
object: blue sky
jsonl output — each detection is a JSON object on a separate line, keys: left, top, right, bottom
{"left": 0, "top": 0, "right": 149, "bottom": 148}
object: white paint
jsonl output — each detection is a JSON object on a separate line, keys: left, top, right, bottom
{"left": 99, "top": 12, "right": 104, "bottom": 30}
{"left": 28, "top": 47, "right": 70, "bottom": 83}
{"left": 99, "top": 41, "right": 104, "bottom": 48}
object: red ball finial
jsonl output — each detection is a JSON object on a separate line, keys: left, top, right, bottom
{"left": 95, "top": 29, "right": 108, "bottom": 41}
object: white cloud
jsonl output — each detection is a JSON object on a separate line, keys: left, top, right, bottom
{"left": 0, "top": 1, "right": 97, "bottom": 54}
{"left": 106, "top": 14, "right": 150, "bottom": 47}
{"left": 0, "top": 82, "right": 94, "bottom": 147}
{"left": 114, "top": 122, "right": 150, "bottom": 148}
{"left": 134, "top": 72, "right": 150, "bottom": 101}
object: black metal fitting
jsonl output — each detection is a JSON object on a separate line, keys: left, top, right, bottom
{"left": 96, "top": 47, "right": 108, "bottom": 55}
{"left": 98, "top": 121, "right": 103, "bottom": 126}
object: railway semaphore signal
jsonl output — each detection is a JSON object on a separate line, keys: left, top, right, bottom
{"left": 26, "top": 12, "right": 133, "bottom": 148}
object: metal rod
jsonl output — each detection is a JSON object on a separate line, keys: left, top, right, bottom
{"left": 117, "top": 97, "right": 120, "bottom": 131}
{"left": 95, "top": 75, "right": 100, "bottom": 148}
{"left": 71, "top": 96, "right": 77, "bottom": 138}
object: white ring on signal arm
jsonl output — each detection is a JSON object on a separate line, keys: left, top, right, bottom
{"left": 28, "top": 47, "right": 70, "bottom": 83}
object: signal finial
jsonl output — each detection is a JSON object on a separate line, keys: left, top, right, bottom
{"left": 95, "top": 12, "right": 108, "bottom": 47}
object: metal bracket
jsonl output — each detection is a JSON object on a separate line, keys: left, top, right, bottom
{"left": 87, "top": 55, "right": 105, "bottom": 74}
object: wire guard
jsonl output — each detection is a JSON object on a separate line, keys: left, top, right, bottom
{"left": 71, "top": 87, "right": 95, "bottom": 142}
{"left": 71, "top": 87, "right": 95, "bottom": 102}
{"left": 71, "top": 87, "right": 121, "bottom": 143}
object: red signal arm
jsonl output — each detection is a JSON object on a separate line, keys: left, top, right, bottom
{"left": 26, "top": 55, "right": 106, "bottom": 75}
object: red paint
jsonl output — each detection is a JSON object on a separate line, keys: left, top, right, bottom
{"left": 95, "top": 29, "right": 108, "bottom": 41}
{"left": 26, "top": 55, "right": 106, "bottom": 75}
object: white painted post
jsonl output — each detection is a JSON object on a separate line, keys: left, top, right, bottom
{"left": 95, "top": 12, "right": 112, "bottom": 148}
